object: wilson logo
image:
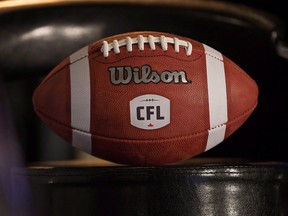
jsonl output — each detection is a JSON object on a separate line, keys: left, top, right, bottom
{"left": 108, "top": 64, "right": 191, "bottom": 85}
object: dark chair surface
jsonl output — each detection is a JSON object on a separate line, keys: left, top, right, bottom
{"left": 10, "top": 159, "right": 288, "bottom": 216}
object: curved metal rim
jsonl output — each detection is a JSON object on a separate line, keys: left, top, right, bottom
{"left": 0, "top": 0, "right": 287, "bottom": 63}
{"left": 0, "top": 0, "right": 283, "bottom": 32}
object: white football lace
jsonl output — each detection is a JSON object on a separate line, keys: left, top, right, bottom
{"left": 101, "top": 35, "right": 193, "bottom": 57}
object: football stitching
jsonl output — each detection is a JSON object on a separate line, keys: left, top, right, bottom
{"left": 92, "top": 52, "right": 203, "bottom": 64}
{"left": 38, "top": 35, "right": 257, "bottom": 90}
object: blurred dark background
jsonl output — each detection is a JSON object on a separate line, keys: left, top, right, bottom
{"left": 234, "top": 0, "right": 288, "bottom": 22}
{"left": 0, "top": 0, "right": 288, "bottom": 163}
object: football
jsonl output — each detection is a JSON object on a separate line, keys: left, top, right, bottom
{"left": 33, "top": 31, "right": 258, "bottom": 165}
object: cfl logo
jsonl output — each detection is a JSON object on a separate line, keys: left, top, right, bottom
{"left": 136, "top": 106, "right": 164, "bottom": 121}
{"left": 130, "top": 94, "right": 170, "bottom": 130}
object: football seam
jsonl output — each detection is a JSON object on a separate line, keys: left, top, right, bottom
{"left": 34, "top": 100, "right": 257, "bottom": 143}
{"left": 91, "top": 51, "right": 203, "bottom": 64}
{"left": 36, "top": 47, "right": 257, "bottom": 91}
{"left": 70, "top": 54, "right": 89, "bottom": 65}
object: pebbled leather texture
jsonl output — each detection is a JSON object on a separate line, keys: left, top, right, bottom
{"left": 11, "top": 159, "right": 288, "bottom": 216}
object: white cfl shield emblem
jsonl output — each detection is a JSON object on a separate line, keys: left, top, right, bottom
{"left": 130, "top": 94, "right": 170, "bottom": 130}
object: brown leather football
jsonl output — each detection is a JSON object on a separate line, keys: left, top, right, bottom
{"left": 33, "top": 31, "right": 258, "bottom": 165}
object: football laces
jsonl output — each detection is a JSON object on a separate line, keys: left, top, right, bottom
{"left": 101, "top": 35, "right": 192, "bottom": 57}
